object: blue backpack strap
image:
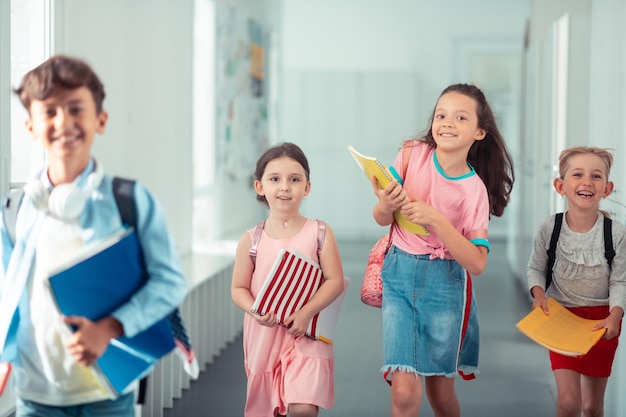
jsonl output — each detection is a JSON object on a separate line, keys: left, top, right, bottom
{"left": 545, "top": 213, "right": 563, "bottom": 291}
{"left": 2, "top": 189, "right": 26, "bottom": 246}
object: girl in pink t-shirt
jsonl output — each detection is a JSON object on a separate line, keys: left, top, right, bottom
{"left": 231, "top": 142, "right": 345, "bottom": 417}
{"left": 371, "top": 84, "right": 514, "bottom": 417}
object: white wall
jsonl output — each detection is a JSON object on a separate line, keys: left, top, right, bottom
{"left": 589, "top": 0, "right": 626, "bottom": 226}
{"left": 211, "top": 0, "right": 283, "bottom": 241}
{"left": 515, "top": 0, "right": 593, "bottom": 280}
{"left": 55, "top": 0, "right": 195, "bottom": 254}
{"left": 53, "top": 0, "right": 283, "bottom": 252}
{"left": 279, "top": 0, "right": 530, "bottom": 240}
{"left": 0, "top": 0, "right": 10, "bottom": 195}
{"left": 588, "top": 2, "right": 626, "bottom": 414}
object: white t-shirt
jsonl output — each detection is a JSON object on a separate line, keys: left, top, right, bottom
{"left": 15, "top": 215, "right": 109, "bottom": 405}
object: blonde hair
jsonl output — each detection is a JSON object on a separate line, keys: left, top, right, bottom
{"left": 558, "top": 146, "right": 614, "bottom": 179}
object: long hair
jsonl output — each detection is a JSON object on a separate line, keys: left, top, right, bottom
{"left": 420, "top": 83, "right": 514, "bottom": 217}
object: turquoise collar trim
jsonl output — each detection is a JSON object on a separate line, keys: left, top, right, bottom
{"left": 433, "top": 151, "right": 476, "bottom": 180}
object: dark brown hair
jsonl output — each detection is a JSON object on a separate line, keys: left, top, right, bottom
{"left": 14, "top": 55, "right": 106, "bottom": 113}
{"left": 253, "top": 142, "right": 310, "bottom": 206}
{"left": 419, "top": 83, "right": 514, "bottom": 217}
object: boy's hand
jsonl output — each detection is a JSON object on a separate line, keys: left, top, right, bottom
{"left": 64, "top": 316, "right": 123, "bottom": 366}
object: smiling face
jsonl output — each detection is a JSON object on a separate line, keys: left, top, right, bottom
{"left": 430, "top": 91, "right": 486, "bottom": 155}
{"left": 554, "top": 153, "right": 614, "bottom": 212}
{"left": 254, "top": 156, "right": 310, "bottom": 215}
{"left": 25, "top": 86, "right": 108, "bottom": 169}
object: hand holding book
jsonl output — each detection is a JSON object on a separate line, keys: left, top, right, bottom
{"left": 46, "top": 229, "right": 176, "bottom": 396}
{"left": 348, "top": 145, "right": 428, "bottom": 235}
{"left": 516, "top": 297, "right": 606, "bottom": 357}
{"left": 252, "top": 249, "right": 348, "bottom": 344}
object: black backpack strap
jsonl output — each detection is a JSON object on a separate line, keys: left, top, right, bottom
{"left": 111, "top": 177, "right": 150, "bottom": 404}
{"left": 604, "top": 216, "right": 615, "bottom": 269}
{"left": 2, "top": 189, "right": 26, "bottom": 246}
{"left": 112, "top": 177, "right": 137, "bottom": 229}
{"left": 546, "top": 213, "right": 614, "bottom": 291}
{"left": 546, "top": 213, "right": 563, "bottom": 291}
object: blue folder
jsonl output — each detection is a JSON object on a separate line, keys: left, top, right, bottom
{"left": 48, "top": 229, "right": 176, "bottom": 395}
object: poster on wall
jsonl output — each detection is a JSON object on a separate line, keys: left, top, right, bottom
{"left": 216, "top": 4, "right": 270, "bottom": 182}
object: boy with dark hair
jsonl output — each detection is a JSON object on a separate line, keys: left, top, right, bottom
{"left": 0, "top": 55, "right": 187, "bottom": 416}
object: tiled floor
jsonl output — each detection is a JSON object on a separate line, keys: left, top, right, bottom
{"left": 164, "top": 239, "right": 556, "bottom": 416}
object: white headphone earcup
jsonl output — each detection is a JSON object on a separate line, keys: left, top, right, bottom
{"left": 48, "top": 184, "right": 88, "bottom": 221}
{"left": 24, "top": 180, "right": 50, "bottom": 212}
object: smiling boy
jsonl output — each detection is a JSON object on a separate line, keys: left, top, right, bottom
{"left": 0, "top": 55, "right": 187, "bottom": 416}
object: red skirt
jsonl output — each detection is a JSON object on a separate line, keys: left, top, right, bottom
{"left": 550, "top": 305, "right": 620, "bottom": 378}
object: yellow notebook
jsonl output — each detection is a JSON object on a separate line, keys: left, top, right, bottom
{"left": 516, "top": 297, "right": 606, "bottom": 357}
{"left": 348, "top": 145, "right": 428, "bottom": 235}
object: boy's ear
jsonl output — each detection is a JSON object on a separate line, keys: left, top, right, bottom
{"left": 553, "top": 177, "right": 564, "bottom": 195}
{"left": 25, "top": 117, "right": 35, "bottom": 137}
{"left": 96, "top": 111, "right": 109, "bottom": 134}
{"left": 603, "top": 181, "right": 615, "bottom": 197}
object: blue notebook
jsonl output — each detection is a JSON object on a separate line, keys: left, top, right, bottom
{"left": 47, "top": 229, "right": 176, "bottom": 396}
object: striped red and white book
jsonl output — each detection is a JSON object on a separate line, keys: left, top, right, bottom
{"left": 252, "top": 249, "right": 348, "bottom": 344}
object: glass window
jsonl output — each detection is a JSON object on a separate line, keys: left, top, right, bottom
{"left": 192, "top": 0, "right": 217, "bottom": 250}
{"left": 9, "top": 0, "right": 50, "bottom": 188}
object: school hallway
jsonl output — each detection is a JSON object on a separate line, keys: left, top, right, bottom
{"left": 162, "top": 238, "right": 558, "bottom": 416}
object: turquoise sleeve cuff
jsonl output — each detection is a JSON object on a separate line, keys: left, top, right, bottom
{"left": 471, "top": 238, "right": 490, "bottom": 253}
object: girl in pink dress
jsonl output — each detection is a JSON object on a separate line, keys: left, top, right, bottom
{"left": 231, "top": 142, "right": 345, "bottom": 417}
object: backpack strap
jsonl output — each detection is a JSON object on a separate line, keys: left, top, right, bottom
{"left": 401, "top": 142, "right": 411, "bottom": 180}
{"left": 249, "top": 220, "right": 326, "bottom": 265}
{"left": 546, "top": 213, "right": 614, "bottom": 291}
{"left": 110, "top": 177, "right": 149, "bottom": 404}
{"left": 545, "top": 213, "right": 564, "bottom": 291}
{"left": 2, "top": 189, "right": 26, "bottom": 246}
{"left": 604, "top": 216, "right": 615, "bottom": 269}
{"left": 112, "top": 177, "right": 137, "bottom": 229}
{"left": 316, "top": 220, "right": 326, "bottom": 260}
{"left": 249, "top": 221, "right": 265, "bottom": 264}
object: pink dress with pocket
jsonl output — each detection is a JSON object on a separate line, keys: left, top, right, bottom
{"left": 242, "top": 218, "right": 334, "bottom": 417}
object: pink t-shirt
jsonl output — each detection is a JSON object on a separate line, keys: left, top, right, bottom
{"left": 391, "top": 140, "right": 490, "bottom": 259}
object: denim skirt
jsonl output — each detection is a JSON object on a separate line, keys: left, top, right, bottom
{"left": 380, "top": 246, "right": 479, "bottom": 381}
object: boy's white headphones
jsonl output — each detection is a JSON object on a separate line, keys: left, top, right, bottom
{"left": 24, "top": 162, "right": 104, "bottom": 221}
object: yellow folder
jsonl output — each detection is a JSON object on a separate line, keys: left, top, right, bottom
{"left": 348, "top": 145, "right": 428, "bottom": 235}
{"left": 516, "top": 297, "right": 606, "bottom": 357}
